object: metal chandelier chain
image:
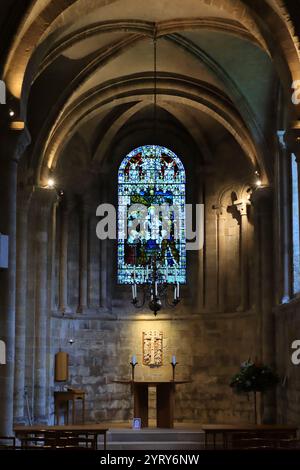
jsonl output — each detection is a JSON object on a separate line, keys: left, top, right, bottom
{"left": 153, "top": 27, "right": 157, "bottom": 140}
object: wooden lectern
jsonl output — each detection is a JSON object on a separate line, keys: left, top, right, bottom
{"left": 54, "top": 389, "right": 85, "bottom": 425}
{"left": 114, "top": 380, "right": 190, "bottom": 428}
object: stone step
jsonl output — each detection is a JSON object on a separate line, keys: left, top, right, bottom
{"left": 108, "top": 429, "right": 204, "bottom": 443}
{"left": 107, "top": 441, "right": 204, "bottom": 450}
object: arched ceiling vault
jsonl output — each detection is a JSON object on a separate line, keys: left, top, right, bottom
{"left": 36, "top": 74, "right": 261, "bottom": 182}
{"left": 1, "top": 0, "right": 299, "bottom": 188}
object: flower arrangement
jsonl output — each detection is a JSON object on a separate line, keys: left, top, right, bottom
{"left": 230, "top": 359, "right": 279, "bottom": 423}
{"left": 230, "top": 360, "right": 279, "bottom": 393}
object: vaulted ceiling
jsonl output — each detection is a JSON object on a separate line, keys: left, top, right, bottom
{"left": 1, "top": 0, "right": 300, "bottom": 187}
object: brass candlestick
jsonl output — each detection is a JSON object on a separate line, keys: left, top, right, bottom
{"left": 171, "top": 362, "right": 178, "bottom": 381}
{"left": 130, "top": 361, "right": 138, "bottom": 381}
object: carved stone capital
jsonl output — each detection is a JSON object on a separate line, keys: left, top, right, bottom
{"left": 234, "top": 199, "right": 250, "bottom": 216}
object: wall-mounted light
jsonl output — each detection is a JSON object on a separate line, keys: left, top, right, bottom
{"left": 8, "top": 109, "right": 15, "bottom": 117}
{"left": 254, "top": 170, "right": 262, "bottom": 187}
{"left": 47, "top": 178, "right": 55, "bottom": 188}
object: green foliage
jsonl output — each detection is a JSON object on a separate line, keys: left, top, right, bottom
{"left": 230, "top": 360, "right": 279, "bottom": 394}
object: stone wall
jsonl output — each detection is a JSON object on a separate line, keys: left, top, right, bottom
{"left": 50, "top": 313, "right": 256, "bottom": 424}
{"left": 19, "top": 133, "right": 263, "bottom": 425}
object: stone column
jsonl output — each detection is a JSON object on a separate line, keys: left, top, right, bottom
{"left": 235, "top": 200, "right": 250, "bottom": 312}
{"left": 276, "top": 131, "right": 292, "bottom": 303}
{"left": 284, "top": 125, "right": 300, "bottom": 296}
{"left": 58, "top": 196, "right": 72, "bottom": 313}
{"left": 251, "top": 187, "right": 275, "bottom": 422}
{"left": 50, "top": 199, "right": 59, "bottom": 312}
{"left": 14, "top": 186, "right": 33, "bottom": 422}
{"left": 0, "top": 127, "right": 31, "bottom": 435}
{"left": 213, "top": 205, "right": 226, "bottom": 312}
{"left": 34, "top": 188, "right": 56, "bottom": 422}
{"left": 77, "top": 198, "right": 89, "bottom": 313}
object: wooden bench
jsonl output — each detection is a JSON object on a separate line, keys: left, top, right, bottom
{"left": 14, "top": 425, "right": 108, "bottom": 450}
{"left": 202, "top": 424, "right": 298, "bottom": 449}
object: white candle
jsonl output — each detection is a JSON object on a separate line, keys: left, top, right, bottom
{"left": 155, "top": 281, "right": 158, "bottom": 297}
{"left": 132, "top": 284, "right": 135, "bottom": 299}
{"left": 172, "top": 355, "right": 176, "bottom": 365}
{"left": 131, "top": 355, "right": 137, "bottom": 365}
{"left": 174, "top": 285, "right": 177, "bottom": 301}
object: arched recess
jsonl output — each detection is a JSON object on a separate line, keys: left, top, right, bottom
{"left": 218, "top": 187, "right": 241, "bottom": 312}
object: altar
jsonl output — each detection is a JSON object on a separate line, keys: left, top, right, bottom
{"left": 114, "top": 380, "right": 190, "bottom": 428}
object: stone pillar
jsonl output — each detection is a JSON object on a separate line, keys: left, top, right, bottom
{"left": 284, "top": 125, "right": 300, "bottom": 297}
{"left": 277, "top": 131, "right": 292, "bottom": 303}
{"left": 235, "top": 200, "right": 250, "bottom": 312}
{"left": 78, "top": 198, "right": 89, "bottom": 313}
{"left": 58, "top": 196, "right": 72, "bottom": 313}
{"left": 50, "top": 199, "right": 59, "bottom": 312}
{"left": 0, "top": 127, "right": 31, "bottom": 435}
{"left": 14, "top": 186, "right": 33, "bottom": 422}
{"left": 33, "top": 188, "right": 56, "bottom": 422}
{"left": 213, "top": 205, "right": 226, "bottom": 312}
{"left": 251, "top": 187, "right": 275, "bottom": 422}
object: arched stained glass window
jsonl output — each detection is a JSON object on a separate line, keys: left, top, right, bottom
{"left": 118, "top": 145, "right": 186, "bottom": 284}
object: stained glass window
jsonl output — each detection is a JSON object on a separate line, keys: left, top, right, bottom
{"left": 118, "top": 145, "right": 186, "bottom": 284}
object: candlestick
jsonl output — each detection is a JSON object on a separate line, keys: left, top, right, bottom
{"left": 130, "top": 356, "right": 138, "bottom": 381}
{"left": 170, "top": 358, "right": 178, "bottom": 381}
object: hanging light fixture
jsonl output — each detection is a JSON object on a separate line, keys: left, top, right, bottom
{"left": 130, "top": 31, "right": 181, "bottom": 316}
